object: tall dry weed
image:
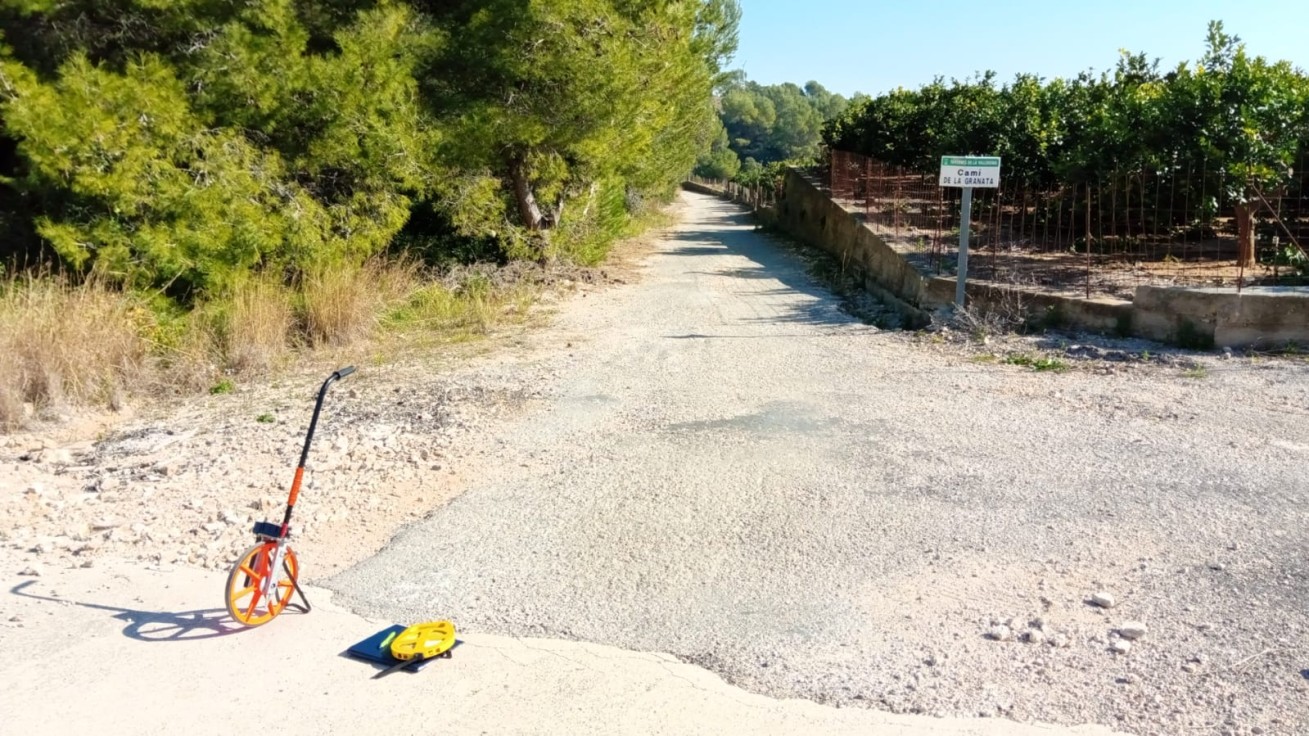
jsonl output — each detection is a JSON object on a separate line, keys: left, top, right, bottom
{"left": 224, "top": 276, "right": 294, "bottom": 373}
{"left": 0, "top": 275, "right": 147, "bottom": 429}
{"left": 300, "top": 259, "right": 418, "bottom": 346}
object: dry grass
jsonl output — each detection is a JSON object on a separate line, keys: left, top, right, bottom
{"left": 224, "top": 276, "right": 294, "bottom": 373}
{"left": 300, "top": 259, "right": 419, "bottom": 346}
{"left": 0, "top": 275, "right": 148, "bottom": 430}
{"left": 0, "top": 257, "right": 548, "bottom": 432}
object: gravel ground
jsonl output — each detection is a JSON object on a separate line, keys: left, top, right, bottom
{"left": 0, "top": 340, "right": 558, "bottom": 581}
{"left": 326, "top": 193, "right": 1309, "bottom": 736}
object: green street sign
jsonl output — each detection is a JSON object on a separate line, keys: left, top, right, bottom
{"left": 939, "top": 155, "right": 1001, "bottom": 189}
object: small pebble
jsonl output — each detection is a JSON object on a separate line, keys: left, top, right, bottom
{"left": 986, "top": 625, "right": 1013, "bottom": 642}
{"left": 1118, "top": 622, "right": 1148, "bottom": 640}
{"left": 1110, "top": 640, "right": 1132, "bottom": 654}
{"left": 1091, "top": 591, "right": 1117, "bottom": 609}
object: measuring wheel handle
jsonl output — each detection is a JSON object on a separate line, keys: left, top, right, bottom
{"left": 223, "top": 367, "right": 356, "bottom": 627}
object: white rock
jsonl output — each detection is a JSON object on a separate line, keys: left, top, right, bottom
{"left": 1091, "top": 591, "right": 1117, "bottom": 609}
{"left": 202, "top": 521, "right": 226, "bottom": 534}
{"left": 1047, "top": 633, "right": 1070, "bottom": 648}
{"left": 986, "top": 625, "right": 1013, "bottom": 642}
{"left": 18, "top": 564, "right": 42, "bottom": 577}
{"left": 1118, "top": 622, "right": 1148, "bottom": 640}
{"left": 108, "top": 528, "right": 139, "bottom": 544}
{"left": 90, "top": 518, "right": 122, "bottom": 531}
{"left": 1025, "top": 629, "right": 1046, "bottom": 645}
{"left": 1110, "top": 639, "right": 1132, "bottom": 654}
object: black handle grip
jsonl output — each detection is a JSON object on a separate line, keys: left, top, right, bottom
{"left": 334, "top": 366, "right": 356, "bottom": 380}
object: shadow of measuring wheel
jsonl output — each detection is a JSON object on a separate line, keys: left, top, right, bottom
{"left": 10, "top": 580, "right": 258, "bottom": 643}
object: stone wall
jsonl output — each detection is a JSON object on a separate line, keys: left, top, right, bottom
{"left": 1135, "top": 286, "right": 1309, "bottom": 349}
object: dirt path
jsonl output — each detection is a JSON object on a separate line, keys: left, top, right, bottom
{"left": 328, "top": 193, "right": 1309, "bottom": 735}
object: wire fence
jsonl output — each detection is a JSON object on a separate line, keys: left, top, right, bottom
{"left": 825, "top": 149, "right": 1309, "bottom": 299}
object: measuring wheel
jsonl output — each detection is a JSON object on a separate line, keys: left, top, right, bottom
{"left": 222, "top": 366, "right": 354, "bottom": 628}
{"left": 224, "top": 542, "right": 301, "bottom": 626}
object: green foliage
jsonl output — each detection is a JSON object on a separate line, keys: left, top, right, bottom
{"left": 210, "top": 379, "right": 235, "bottom": 395}
{"left": 0, "top": 0, "right": 740, "bottom": 292}
{"left": 426, "top": 0, "right": 724, "bottom": 249}
{"left": 734, "top": 159, "right": 792, "bottom": 190}
{"left": 2, "top": 54, "right": 318, "bottom": 293}
{"left": 694, "top": 121, "right": 742, "bottom": 180}
{"left": 719, "top": 81, "right": 833, "bottom": 165}
{"left": 824, "top": 21, "right": 1309, "bottom": 198}
{"left": 707, "top": 76, "right": 853, "bottom": 188}
{"left": 1268, "top": 242, "right": 1309, "bottom": 275}
{"left": 1003, "top": 354, "right": 1068, "bottom": 372}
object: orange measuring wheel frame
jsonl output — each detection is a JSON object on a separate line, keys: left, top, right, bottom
{"left": 225, "top": 542, "right": 301, "bottom": 625}
{"left": 223, "top": 366, "right": 355, "bottom": 627}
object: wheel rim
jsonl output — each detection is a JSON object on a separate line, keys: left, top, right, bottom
{"left": 225, "top": 542, "right": 299, "bottom": 626}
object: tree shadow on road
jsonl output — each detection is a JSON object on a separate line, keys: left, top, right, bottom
{"left": 664, "top": 197, "right": 879, "bottom": 329}
{"left": 10, "top": 579, "right": 260, "bottom": 643}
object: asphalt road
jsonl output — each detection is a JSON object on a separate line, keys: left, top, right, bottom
{"left": 326, "top": 193, "right": 1309, "bottom": 734}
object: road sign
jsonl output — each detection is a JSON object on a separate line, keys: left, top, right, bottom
{"left": 939, "top": 156, "right": 1001, "bottom": 306}
{"left": 939, "top": 156, "right": 1001, "bottom": 189}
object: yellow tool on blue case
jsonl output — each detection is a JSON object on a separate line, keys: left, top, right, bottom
{"left": 370, "top": 621, "right": 458, "bottom": 679}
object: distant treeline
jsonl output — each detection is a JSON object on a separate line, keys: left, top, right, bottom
{"left": 696, "top": 77, "right": 864, "bottom": 185}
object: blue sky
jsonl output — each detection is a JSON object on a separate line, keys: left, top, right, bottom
{"left": 734, "top": 0, "right": 1309, "bottom": 96}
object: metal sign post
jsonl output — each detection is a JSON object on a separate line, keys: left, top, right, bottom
{"left": 956, "top": 187, "right": 973, "bottom": 307}
{"left": 939, "top": 156, "right": 1001, "bottom": 307}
